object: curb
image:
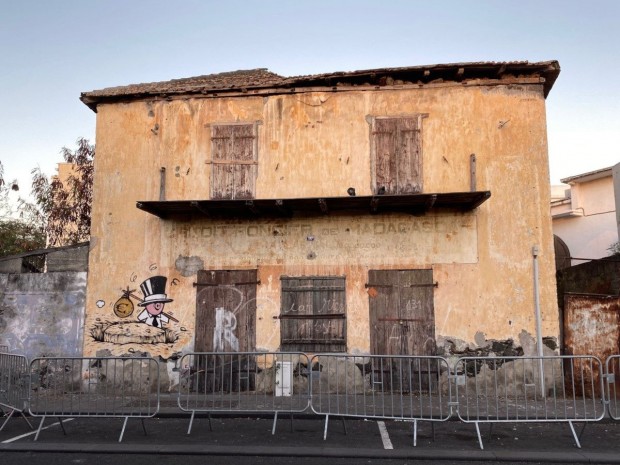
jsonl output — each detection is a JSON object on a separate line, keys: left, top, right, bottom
{"left": 1, "top": 442, "right": 620, "bottom": 463}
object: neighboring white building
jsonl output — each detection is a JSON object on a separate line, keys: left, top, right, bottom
{"left": 551, "top": 166, "right": 618, "bottom": 268}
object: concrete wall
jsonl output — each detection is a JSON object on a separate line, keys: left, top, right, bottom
{"left": 84, "top": 81, "right": 559, "bottom": 386}
{"left": 0, "top": 258, "right": 22, "bottom": 274}
{"left": 557, "top": 258, "right": 620, "bottom": 297}
{"left": 46, "top": 244, "right": 89, "bottom": 272}
{"left": 0, "top": 272, "right": 86, "bottom": 360}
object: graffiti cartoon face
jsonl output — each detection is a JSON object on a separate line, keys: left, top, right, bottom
{"left": 145, "top": 302, "right": 164, "bottom": 316}
{"left": 136, "top": 276, "right": 174, "bottom": 328}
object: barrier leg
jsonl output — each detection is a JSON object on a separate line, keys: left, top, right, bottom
{"left": 474, "top": 422, "right": 484, "bottom": 450}
{"left": 341, "top": 417, "right": 347, "bottom": 436}
{"left": 412, "top": 419, "right": 417, "bottom": 447}
{"left": 119, "top": 417, "right": 129, "bottom": 443}
{"left": 272, "top": 411, "right": 278, "bottom": 435}
{"left": 57, "top": 417, "right": 67, "bottom": 436}
{"left": 141, "top": 418, "right": 147, "bottom": 436}
{"left": 568, "top": 421, "right": 582, "bottom": 449}
{"left": 323, "top": 414, "right": 329, "bottom": 440}
{"left": 578, "top": 422, "right": 587, "bottom": 441}
{"left": 187, "top": 410, "right": 195, "bottom": 435}
{"left": 21, "top": 411, "right": 34, "bottom": 430}
{"left": 57, "top": 417, "right": 67, "bottom": 435}
{"left": 34, "top": 416, "right": 46, "bottom": 441}
{"left": 0, "top": 408, "right": 15, "bottom": 431}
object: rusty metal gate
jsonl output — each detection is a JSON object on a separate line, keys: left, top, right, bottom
{"left": 563, "top": 293, "right": 620, "bottom": 397}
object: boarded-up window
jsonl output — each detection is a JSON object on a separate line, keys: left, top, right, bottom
{"left": 370, "top": 116, "right": 424, "bottom": 194}
{"left": 210, "top": 123, "right": 258, "bottom": 199}
{"left": 280, "top": 276, "right": 346, "bottom": 352}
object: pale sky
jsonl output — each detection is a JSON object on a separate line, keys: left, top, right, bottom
{"left": 1, "top": 0, "right": 618, "bottom": 202}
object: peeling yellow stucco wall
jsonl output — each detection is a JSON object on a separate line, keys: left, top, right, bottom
{"left": 83, "top": 82, "right": 558, "bottom": 359}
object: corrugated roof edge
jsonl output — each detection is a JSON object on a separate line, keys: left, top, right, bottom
{"left": 80, "top": 60, "right": 560, "bottom": 112}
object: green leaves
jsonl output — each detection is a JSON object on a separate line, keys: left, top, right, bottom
{"left": 0, "top": 137, "right": 94, "bottom": 257}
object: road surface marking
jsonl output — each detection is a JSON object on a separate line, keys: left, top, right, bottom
{"left": 2, "top": 418, "right": 74, "bottom": 443}
{"left": 377, "top": 421, "right": 393, "bottom": 449}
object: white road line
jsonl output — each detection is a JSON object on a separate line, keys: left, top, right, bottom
{"left": 377, "top": 420, "right": 393, "bottom": 449}
{"left": 2, "top": 418, "right": 74, "bottom": 443}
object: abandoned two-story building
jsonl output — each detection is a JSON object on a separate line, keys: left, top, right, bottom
{"left": 79, "top": 61, "right": 561, "bottom": 377}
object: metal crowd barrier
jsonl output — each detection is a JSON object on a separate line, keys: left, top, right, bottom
{"left": 0, "top": 351, "right": 33, "bottom": 431}
{"left": 453, "top": 355, "right": 605, "bottom": 449}
{"left": 309, "top": 354, "right": 452, "bottom": 444}
{"left": 605, "top": 355, "right": 620, "bottom": 421}
{"left": 28, "top": 356, "right": 160, "bottom": 442}
{"left": 178, "top": 352, "right": 311, "bottom": 434}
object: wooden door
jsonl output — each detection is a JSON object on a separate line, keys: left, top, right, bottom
{"left": 369, "top": 269, "right": 435, "bottom": 356}
{"left": 194, "top": 269, "right": 257, "bottom": 392}
{"left": 195, "top": 269, "right": 257, "bottom": 352}
{"left": 368, "top": 269, "right": 435, "bottom": 391}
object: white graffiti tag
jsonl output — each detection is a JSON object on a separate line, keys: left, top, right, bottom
{"left": 214, "top": 307, "right": 239, "bottom": 352}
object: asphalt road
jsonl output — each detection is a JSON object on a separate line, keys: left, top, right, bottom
{"left": 2, "top": 414, "right": 620, "bottom": 464}
{"left": 0, "top": 453, "right": 584, "bottom": 465}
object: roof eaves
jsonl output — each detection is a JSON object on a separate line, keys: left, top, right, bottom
{"left": 561, "top": 166, "right": 613, "bottom": 184}
{"left": 80, "top": 60, "right": 560, "bottom": 113}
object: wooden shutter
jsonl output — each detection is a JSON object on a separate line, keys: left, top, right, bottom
{"left": 372, "top": 117, "right": 422, "bottom": 194}
{"left": 280, "top": 276, "right": 346, "bottom": 352}
{"left": 211, "top": 124, "right": 257, "bottom": 199}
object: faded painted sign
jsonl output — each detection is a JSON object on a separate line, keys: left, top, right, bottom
{"left": 166, "top": 213, "right": 477, "bottom": 266}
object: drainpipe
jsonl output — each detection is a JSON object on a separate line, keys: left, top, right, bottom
{"left": 532, "top": 245, "right": 545, "bottom": 397}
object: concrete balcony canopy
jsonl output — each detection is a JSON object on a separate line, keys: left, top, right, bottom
{"left": 136, "top": 191, "right": 491, "bottom": 219}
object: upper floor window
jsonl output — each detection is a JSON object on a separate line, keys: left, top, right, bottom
{"left": 369, "top": 115, "right": 426, "bottom": 195}
{"left": 210, "top": 123, "right": 258, "bottom": 199}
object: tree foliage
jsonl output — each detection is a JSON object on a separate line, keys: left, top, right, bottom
{"left": 30, "top": 138, "right": 94, "bottom": 247}
{"left": 0, "top": 219, "right": 46, "bottom": 257}
{"left": 0, "top": 161, "right": 46, "bottom": 257}
{"left": 0, "top": 138, "right": 94, "bottom": 256}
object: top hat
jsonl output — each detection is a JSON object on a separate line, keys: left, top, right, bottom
{"left": 138, "top": 276, "right": 174, "bottom": 306}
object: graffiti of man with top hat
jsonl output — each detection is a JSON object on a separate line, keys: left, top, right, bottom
{"left": 137, "top": 276, "right": 174, "bottom": 328}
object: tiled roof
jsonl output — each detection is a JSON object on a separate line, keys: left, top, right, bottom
{"left": 84, "top": 68, "right": 285, "bottom": 98}
{"left": 81, "top": 61, "right": 560, "bottom": 112}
